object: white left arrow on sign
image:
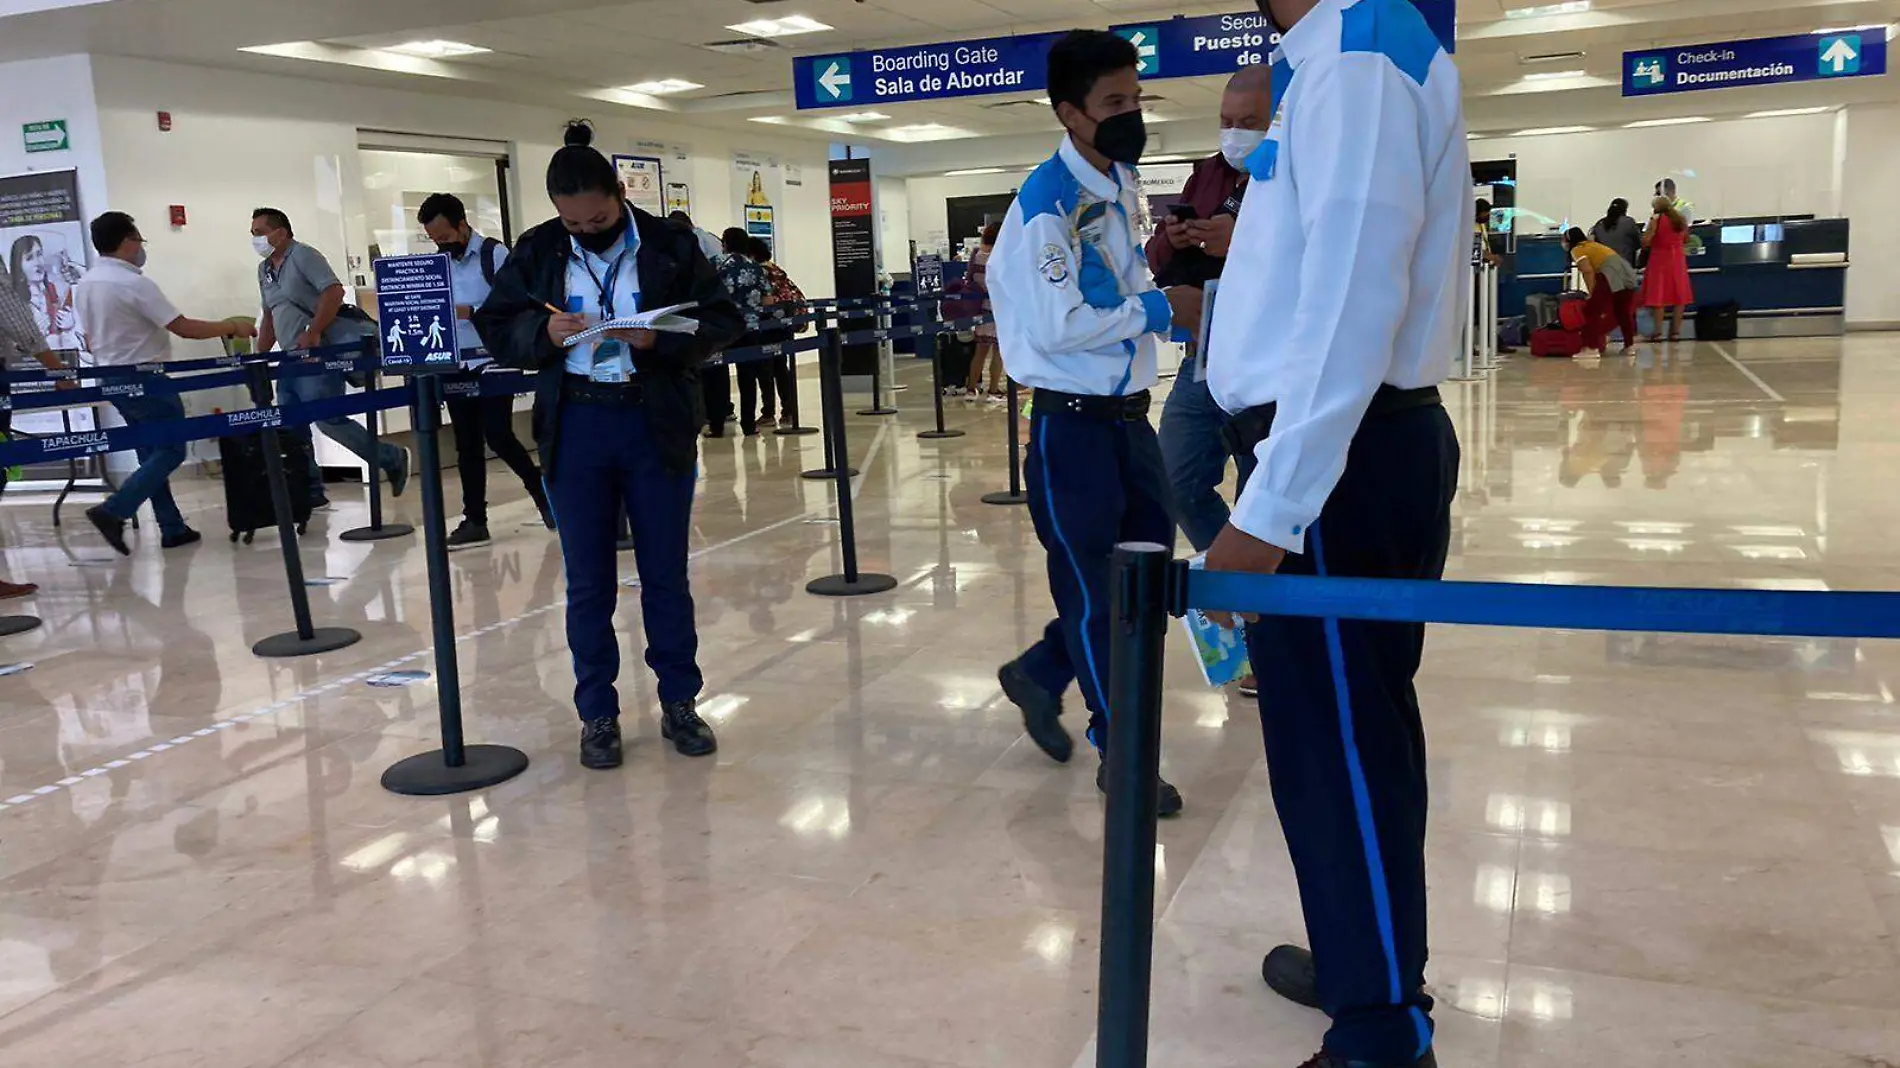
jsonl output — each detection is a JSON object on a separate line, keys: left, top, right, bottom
{"left": 820, "top": 61, "right": 852, "bottom": 98}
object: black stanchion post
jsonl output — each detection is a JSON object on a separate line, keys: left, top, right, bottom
{"left": 857, "top": 302, "right": 898, "bottom": 417}
{"left": 1097, "top": 542, "right": 1170, "bottom": 1068}
{"left": 807, "top": 328, "right": 896, "bottom": 598}
{"left": 381, "top": 373, "right": 530, "bottom": 795}
{"left": 774, "top": 309, "right": 820, "bottom": 438}
{"left": 916, "top": 300, "right": 964, "bottom": 442}
{"left": 246, "top": 361, "right": 362, "bottom": 658}
{"left": 340, "top": 346, "right": 414, "bottom": 542}
{"left": 982, "top": 376, "right": 1029, "bottom": 506}
{"left": 801, "top": 316, "right": 860, "bottom": 482}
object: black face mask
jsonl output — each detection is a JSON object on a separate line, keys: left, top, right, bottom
{"left": 1089, "top": 110, "right": 1148, "bottom": 166}
{"left": 573, "top": 211, "right": 628, "bottom": 255}
{"left": 438, "top": 241, "right": 467, "bottom": 260}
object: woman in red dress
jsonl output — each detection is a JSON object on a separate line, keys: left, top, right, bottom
{"left": 1640, "top": 196, "right": 1694, "bottom": 342}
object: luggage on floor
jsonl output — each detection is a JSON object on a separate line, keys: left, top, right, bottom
{"left": 1497, "top": 316, "right": 1527, "bottom": 349}
{"left": 1525, "top": 293, "right": 1561, "bottom": 331}
{"left": 218, "top": 429, "right": 315, "bottom": 543}
{"left": 1694, "top": 300, "right": 1741, "bottom": 342}
{"left": 1530, "top": 325, "right": 1585, "bottom": 358}
{"left": 1557, "top": 290, "right": 1589, "bottom": 332}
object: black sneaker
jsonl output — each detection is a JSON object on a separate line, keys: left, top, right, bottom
{"left": 161, "top": 528, "right": 203, "bottom": 550}
{"left": 1262, "top": 944, "right": 1322, "bottom": 1010}
{"left": 659, "top": 699, "right": 717, "bottom": 757}
{"left": 446, "top": 522, "right": 491, "bottom": 549}
{"left": 1095, "top": 757, "right": 1185, "bottom": 818}
{"left": 579, "top": 717, "right": 623, "bottom": 770}
{"left": 86, "top": 505, "right": 130, "bottom": 556}
{"left": 999, "top": 659, "right": 1073, "bottom": 763}
{"left": 533, "top": 494, "right": 556, "bottom": 531}
{"left": 387, "top": 448, "right": 412, "bottom": 498}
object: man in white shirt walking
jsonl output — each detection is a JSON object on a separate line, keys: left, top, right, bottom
{"left": 1199, "top": 1, "right": 1468, "bottom": 1066}
{"left": 77, "top": 212, "right": 255, "bottom": 555}
{"left": 989, "top": 29, "right": 1184, "bottom": 816}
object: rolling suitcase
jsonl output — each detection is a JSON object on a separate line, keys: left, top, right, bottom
{"left": 1530, "top": 325, "right": 1585, "bottom": 358}
{"left": 218, "top": 429, "right": 315, "bottom": 543}
{"left": 1524, "top": 293, "right": 1561, "bottom": 331}
{"left": 1694, "top": 300, "right": 1740, "bottom": 341}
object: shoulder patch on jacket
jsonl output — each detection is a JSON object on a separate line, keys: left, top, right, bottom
{"left": 1017, "top": 154, "right": 1080, "bottom": 223}
{"left": 1339, "top": 0, "right": 1440, "bottom": 86}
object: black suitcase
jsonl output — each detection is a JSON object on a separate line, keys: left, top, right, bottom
{"left": 1694, "top": 300, "right": 1740, "bottom": 341}
{"left": 218, "top": 430, "right": 315, "bottom": 543}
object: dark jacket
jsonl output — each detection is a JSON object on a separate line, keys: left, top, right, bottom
{"left": 473, "top": 206, "right": 742, "bottom": 476}
{"left": 1144, "top": 151, "right": 1247, "bottom": 289}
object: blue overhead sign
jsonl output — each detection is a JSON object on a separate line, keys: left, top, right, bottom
{"left": 1624, "top": 31, "right": 1888, "bottom": 96}
{"left": 793, "top": 3, "right": 1456, "bottom": 111}
{"left": 372, "top": 254, "right": 458, "bottom": 372}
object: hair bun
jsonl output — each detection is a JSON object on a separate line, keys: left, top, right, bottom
{"left": 563, "top": 121, "right": 595, "bottom": 148}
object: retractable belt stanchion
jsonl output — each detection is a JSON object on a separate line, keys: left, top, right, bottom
{"left": 981, "top": 378, "right": 1029, "bottom": 506}
{"left": 339, "top": 342, "right": 415, "bottom": 543}
{"left": 916, "top": 299, "right": 964, "bottom": 441}
{"left": 381, "top": 370, "right": 530, "bottom": 795}
{"left": 773, "top": 310, "right": 820, "bottom": 437}
{"left": 806, "top": 327, "right": 896, "bottom": 598}
{"left": 857, "top": 302, "right": 898, "bottom": 417}
{"left": 245, "top": 360, "right": 363, "bottom": 658}
{"left": 801, "top": 313, "right": 859, "bottom": 482}
{"left": 1096, "top": 542, "right": 1171, "bottom": 1068}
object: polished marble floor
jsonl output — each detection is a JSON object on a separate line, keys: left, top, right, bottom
{"left": 3, "top": 337, "right": 1900, "bottom": 1066}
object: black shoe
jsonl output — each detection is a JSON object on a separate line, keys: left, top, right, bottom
{"left": 998, "top": 659, "right": 1073, "bottom": 764}
{"left": 86, "top": 506, "right": 130, "bottom": 556}
{"left": 446, "top": 521, "right": 491, "bottom": 548}
{"left": 1095, "top": 757, "right": 1184, "bottom": 817}
{"left": 1263, "top": 944, "right": 1322, "bottom": 1010}
{"left": 387, "top": 448, "right": 412, "bottom": 498}
{"left": 1296, "top": 1049, "right": 1436, "bottom": 1068}
{"left": 161, "top": 528, "right": 203, "bottom": 550}
{"left": 533, "top": 494, "right": 555, "bottom": 530}
{"left": 659, "top": 699, "right": 718, "bottom": 757}
{"left": 579, "top": 717, "right": 623, "bottom": 770}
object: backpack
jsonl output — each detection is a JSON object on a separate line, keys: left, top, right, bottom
{"left": 477, "top": 236, "right": 505, "bottom": 286}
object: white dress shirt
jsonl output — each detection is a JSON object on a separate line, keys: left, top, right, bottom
{"left": 990, "top": 136, "right": 1173, "bottom": 398}
{"left": 562, "top": 223, "right": 642, "bottom": 380}
{"left": 1207, "top": 0, "right": 1470, "bottom": 552}
{"left": 446, "top": 232, "right": 508, "bottom": 354}
{"left": 74, "top": 256, "right": 181, "bottom": 366}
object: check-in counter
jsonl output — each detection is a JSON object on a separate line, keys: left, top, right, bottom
{"left": 1502, "top": 216, "right": 1851, "bottom": 338}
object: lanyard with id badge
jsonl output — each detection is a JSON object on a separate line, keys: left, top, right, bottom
{"left": 572, "top": 236, "right": 637, "bottom": 384}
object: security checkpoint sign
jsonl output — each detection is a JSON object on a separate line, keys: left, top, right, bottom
{"left": 372, "top": 253, "right": 458, "bottom": 372}
{"left": 1624, "top": 31, "right": 1888, "bottom": 96}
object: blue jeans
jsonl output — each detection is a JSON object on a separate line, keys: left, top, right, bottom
{"left": 277, "top": 370, "right": 402, "bottom": 497}
{"left": 1158, "top": 353, "right": 1239, "bottom": 553}
{"left": 103, "top": 393, "right": 190, "bottom": 537}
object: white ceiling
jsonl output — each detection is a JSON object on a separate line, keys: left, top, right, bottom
{"left": 3, "top": 0, "right": 1897, "bottom": 157}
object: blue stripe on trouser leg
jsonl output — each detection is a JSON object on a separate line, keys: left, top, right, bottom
{"left": 546, "top": 401, "right": 704, "bottom": 720}
{"left": 1018, "top": 404, "right": 1176, "bottom": 751}
{"left": 1245, "top": 405, "right": 1455, "bottom": 1063}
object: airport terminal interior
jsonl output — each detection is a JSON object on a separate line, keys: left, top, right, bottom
{"left": 4, "top": 0, "right": 1900, "bottom": 1065}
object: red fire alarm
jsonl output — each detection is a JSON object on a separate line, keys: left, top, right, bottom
{"left": 157, "top": 111, "right": 172, "bottom": 132}
{"left": 169, "top": 204, "right": 187, "bottom": 227}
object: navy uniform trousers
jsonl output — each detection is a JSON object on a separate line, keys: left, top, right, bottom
{"left": 1019, "top": 397, "right": 1175, "bottom": 750}
{"left": 545, "top": 397, "right": 703, "bottom": 721}
{"left": 1241, "top": 403, "right": 1459, "bottom": 1064}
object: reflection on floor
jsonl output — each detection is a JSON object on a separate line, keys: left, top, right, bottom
{"left": 3, "top": 336, "right": 1900, "bottom": 1066}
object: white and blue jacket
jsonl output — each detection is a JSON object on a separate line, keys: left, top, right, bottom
{"left": 990, "top": 135, "right": 1173, "bottom": 398}
{"left": 1207, "top": 0, "right": 1470, "bottom": 553}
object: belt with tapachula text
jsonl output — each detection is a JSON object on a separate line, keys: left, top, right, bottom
{"left": 1031, "top": 388, "right": 1152, "bottom": 422}
{"left": 561, "top": 374, "right": 646, "bottom": 406}
{"left": 1220, "top": 384, "right": 1442, "bottom": 460}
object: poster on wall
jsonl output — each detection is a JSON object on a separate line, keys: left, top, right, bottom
{"left": 732, "top": 151, "right": 782, "bottom": 252}
{"left": 665, "top": 182, "right": 692, "bottom": 216}
{"left": 0, "top": 167, "right": 92, "bottom": 434}
{"left": 613, "top": 155, "right": 665, "bottom": 217}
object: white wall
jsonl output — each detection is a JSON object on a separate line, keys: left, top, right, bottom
{"left": 78, "top": 54, "right": 840, "bottom": 352}
{"left": 0, "top": 54, "right": 109, "bottom": 230}
{"left": 1841, "top": 103, "right": 1900, "bottom": 328}
{"left": 874, "top": 175, "right": 910, "bottom": 273}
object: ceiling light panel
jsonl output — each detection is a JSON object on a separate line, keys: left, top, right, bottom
{"left": 1504, "top": 1, "right": 1590, "bottom": 18}
{"left": 623, "top": 79, "right": 703, "bottom": 94}
{"left": 728, "top": 15, "right": 833, "bottom": 38}
{"left": 384, "top": 39, "right": 489, "bottom": 58}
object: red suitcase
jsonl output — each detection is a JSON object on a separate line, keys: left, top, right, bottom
{"left": 1530, "top": 325, "right": 1585, "bottom": 358}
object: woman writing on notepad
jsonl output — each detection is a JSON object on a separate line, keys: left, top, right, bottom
{"left": 474, "top": 120, "right": 743, "bottom": 771}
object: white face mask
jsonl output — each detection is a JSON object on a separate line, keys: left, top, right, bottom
{"left": 131, "top": 246, "right": 148, "bottom": 269}
{"left": 1220, "top": 127, "right": 1267, "bottom": 170}
{"left": 252, "top": 234, "right": 274, "bottom": 258}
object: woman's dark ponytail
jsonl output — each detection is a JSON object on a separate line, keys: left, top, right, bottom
{"left": 546, "top": 120, "right": 619, "bottom": 199}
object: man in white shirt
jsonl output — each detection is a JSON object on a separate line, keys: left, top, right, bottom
{"left": 76, "top": 212, "right": 256, "bottom": 555}
{"left": 417, "top": 193, "right": 549, "bottom": 547}
{"left": 1199, "top": 2, "right": 1467, "bottom": 1066}
{"left": 989, "top": 30, "right": 1183, "bottom": 816}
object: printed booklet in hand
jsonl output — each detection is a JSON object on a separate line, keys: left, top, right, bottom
{"left": 560, "top": 303, "right": 699, "bottom": 348}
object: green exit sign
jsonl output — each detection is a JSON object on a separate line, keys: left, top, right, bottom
{"left": 23, "top": 120, "right": 68, "bottom": 154}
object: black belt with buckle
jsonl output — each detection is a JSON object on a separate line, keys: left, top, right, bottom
{"left": 562, "top": 373, "right": 645, "bottom": 406}
{"left": 1032, "top": 388, "right": 1152, "bottom": 423}
{"left": 1220, "top": 384, "right": 1442, "bottom": 460}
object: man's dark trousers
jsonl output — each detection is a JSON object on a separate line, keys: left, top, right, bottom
{"left": 1241, "top": 403, "right": 1458, "bottom": 1065}
{"left": 1017, "top": 396, "right": 1174, "bottom": 750}
{"left": 445, "top": 390, "right": 542, "bottom": 525}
